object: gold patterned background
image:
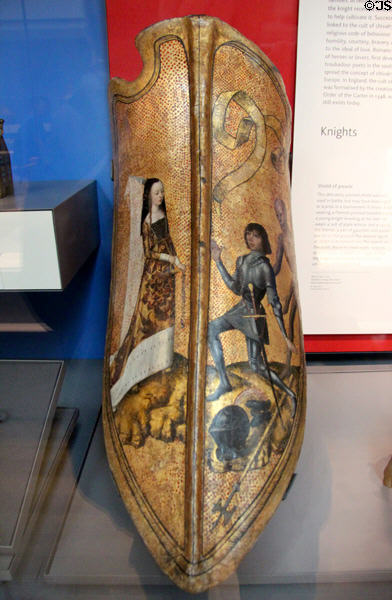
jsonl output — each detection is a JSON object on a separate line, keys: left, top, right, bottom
{"left": 208, "top": 44, "right": 300, "bottom": 369}
{"left": 202, "top": 41, "right": 300, "bottom": 555}
{"left": 110, "top": 39, "right": 192, "bottom": 359}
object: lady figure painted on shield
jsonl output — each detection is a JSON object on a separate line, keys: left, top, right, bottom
{"left": 208, "top": 222, "right": 296, "bottom": 415}
{"left": 111, "top": 178, "right": 185, "bottom": 387}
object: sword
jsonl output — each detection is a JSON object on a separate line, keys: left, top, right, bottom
{"left": 247, "top": 283, "right": 286, "bottom": 430}
{"left": 211, "top": 286, "right": 286, "bottom": 531}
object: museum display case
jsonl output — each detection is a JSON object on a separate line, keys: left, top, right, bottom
{"left": 0, "top": 1, "right": 391, "bottom": 599}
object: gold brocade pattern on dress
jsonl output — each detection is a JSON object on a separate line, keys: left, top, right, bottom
{"left": 111, "top": 217, "right": 176, "bottom": 384}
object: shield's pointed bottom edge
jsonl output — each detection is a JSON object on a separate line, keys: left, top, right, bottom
{"left": 102, "top": 390, "right": 305, "bottom": 593}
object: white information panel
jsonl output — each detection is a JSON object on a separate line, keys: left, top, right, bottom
{"left": 0, "top": 211, "right": 61, "bottom": 290}
{"left": 292, "top": 0, "right": 392, "bottom": 334}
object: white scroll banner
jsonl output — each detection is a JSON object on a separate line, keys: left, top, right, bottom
{"left": 110, "top": 326, "right": 174, "bottom": 409}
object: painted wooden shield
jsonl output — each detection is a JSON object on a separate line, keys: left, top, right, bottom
{"left": 103, "top": 15, "right": 306, "bottom": 593}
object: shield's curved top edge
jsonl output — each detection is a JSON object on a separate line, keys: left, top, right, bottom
{"left": 135, "top": 15, "right": 282, "bottom": 77}
{"left": 109, "top": 15, "right": 290, "bottom": 119}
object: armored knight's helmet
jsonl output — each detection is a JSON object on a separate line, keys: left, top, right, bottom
{"left": 209, "top": 405, "right": 251, "bottom": 462}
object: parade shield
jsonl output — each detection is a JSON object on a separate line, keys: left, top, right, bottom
{"left": 103, "top": 15, "right": 306, "bottom": 593}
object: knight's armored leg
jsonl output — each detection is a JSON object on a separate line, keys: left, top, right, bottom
{"left": 247, "top": 337, "right": 296, "bottom": 416}
{"left": 207, "top": 317, "right": 233, "bottom": 401}
{"left": 247, "top": 337, "right": 260, "bottom": 374}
